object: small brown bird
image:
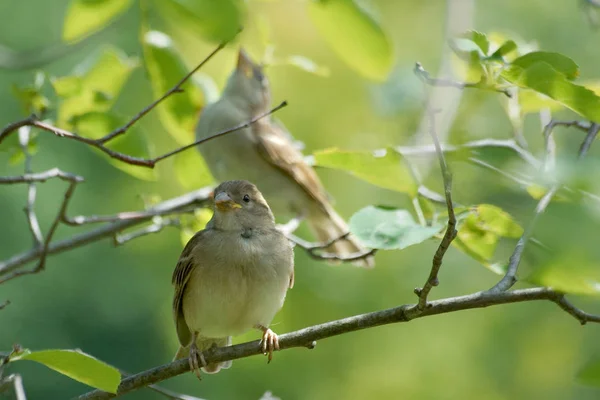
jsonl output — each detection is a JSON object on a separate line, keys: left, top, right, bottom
{"left": 196, "top": 49, "right": 374, "bottom": 268}
{"left": 172, "top": 180, "right": 294, "bottom": 377}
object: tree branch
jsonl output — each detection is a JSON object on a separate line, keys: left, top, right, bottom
{"left": 0, "top": 102, "right": 287, "bottom": 168}
{"left": 77, "top": 287, "right": 600, "bottom": 400}
{"left": 0, "top": 187, "right": 214, "bottom": 279}
{"left": 414, "top": 110, "right": 457, "bottom": 309}
{"left": 286, "top": 233, "right": 377, "bottom": 263}
{"left": 18, "top": 127, "right": 43, "bottom": 248}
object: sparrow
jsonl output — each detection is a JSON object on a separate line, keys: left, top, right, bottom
{"left": 172, "top": 180, "right": 294, "bottom": 377}
{"left": 195, "top": 49, "right": 374, "bottom": 268}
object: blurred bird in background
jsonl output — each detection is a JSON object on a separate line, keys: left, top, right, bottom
{"left": 196, "top": 49, "right": 374, "bottom": 268}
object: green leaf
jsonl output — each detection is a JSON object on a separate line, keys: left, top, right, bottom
{"left": 73, "top": 112, "right": 156, "bottom": 181}
{"left": 55, "top": 47, "right": 138, "bottom": 127}
{"left": 461, "top": 30, "right": 489, "bottom": 56}
{"left": 349, "top": 206, "right": 443, "bottom": 250}
{"left": 467, "top": 204, "right": 523, "bottom": 238}
{"left": 518, "top": 89, "right": 563, "bottom": 114}
{"left": 578, "top": 357, "right": 600, "bottom": 387}
{"left": 155, "top": 0, "right": 244, "bottom": 43}
{"left": 12, "top": 71, "right": 50, "bottom": 115}
{"left": 490, "top": 40, "right": 517, "bottom": 60}
{"left": 173, "top": 150, "right": 214, "bottom": 189}
{"left": 62, "top": 0, "right": 133, "bottom": 42}
{"left": 10, "top": 349, "right": 121, "bottom": 393}
{"left": 511, "top": 51, "right": 579, "bottom": 80}
{"left": 142, "top": 30, "right": 204, "bottom": 145}
{"left": 453, "top": 224, "right": 498, "bottom": 264}
{"left": 308, "top": 0, "right": 393, "bottom": 82}
{"left": 502, "top": 62, "right": 600, "bottom": 123}
{"left": 313, "top": 148, "right": 417, "bottom": 195}
{"left": 526, "top": 250, "right": 600, "bottom": 295}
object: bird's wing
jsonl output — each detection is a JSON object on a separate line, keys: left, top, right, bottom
{"left": 171, "top": 230, "right": 206, "bottom": 347}
{"left": 252, "top": 119, "right": 329, "bottom": 212}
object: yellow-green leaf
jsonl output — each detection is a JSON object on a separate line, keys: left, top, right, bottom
{"left": 155, "top": 0, "right": 244, "bottom": 43}
{"left": 11, "top": 349, "right": 121, "bottom": 393}
{"left": 468, "top": 204, "right": 523, "bottom": 238}
{"left": 511, "top": 51, "right": 579, "bottom": 80}
{"left": 502, "top": 62, "right": 600, "bottom": 123}
{"left": 349, "top": 206, "right": 443, "bottom": 250}
{"left": 308, "top": 0, "right": 393, "bottom": 82}
{"left": 54, "top": 47, "right": 138, "bottom": 127}
{"left": 142, "top": 30, "right": 204, "bottom": 145}
{"left": 526, "top": 250, "right": 600, "bottom": 296}
{"left": 62, "top": 0, "right": 133, "bottom": 42}
{"left": 313, "top": 148, "right": 417, "bottom": 195}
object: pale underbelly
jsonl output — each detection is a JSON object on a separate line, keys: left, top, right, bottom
{"left": 182, "top": 263, "right": 289, "bottom": 338}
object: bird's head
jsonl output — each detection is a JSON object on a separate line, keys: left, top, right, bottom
{"left": 210, "top": 180, "right": 275, "bottom": 230}
{"left": 223, "top": 49, "right": 271, "bottom": 113}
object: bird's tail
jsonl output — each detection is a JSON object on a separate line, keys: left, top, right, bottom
{"left": 173, "top": 336, "right": 232, "bottom": 374}
{"left": 307, "top": 206, "right": 374, "bottom": 268}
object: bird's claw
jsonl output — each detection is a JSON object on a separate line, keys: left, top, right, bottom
{"left": 189, "top": 343, "right": 207, "bottom": 380}
{"left": 259, "top": 328, "right": 280, "bottom": 363}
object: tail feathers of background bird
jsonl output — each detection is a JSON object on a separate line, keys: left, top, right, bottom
{"left": 173, "top": 336, "right": 232, "bottom": 374}
{"left": 308, "top": 206, "right": 374, "bottom": 268}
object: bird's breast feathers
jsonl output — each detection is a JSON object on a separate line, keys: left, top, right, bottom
{"left": 182, "top": 229, "right": 292, "bottom": 337}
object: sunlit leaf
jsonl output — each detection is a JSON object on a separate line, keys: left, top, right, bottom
{"left": 62, "top": 0, "right": 133, "bottom": 42}
{"left": 55, "top": 47, "right": 138, "bottom": 127}
{"left": 173, "top": 150, "right": 213, "bottom": 189}
{"left": 578, "top": 357, "right": 600, "bottom": 387}
{"left": 526, "top": 250, "right": 600, "bottom": 295}
{"left": 502, "top": 62, "right": 600, "bottom": 122}
{"left": 10, "top": 349, "right": 121, "bottom": 393}
{"left": 490, "top": 40, "right": 517, "bottom": 60}
{"left": 453, "top": 224, "right": 498, "bottom": 263}
{"left": 518, "top": 89, "right": 563, "bottom": 114}
{"left": 349, "top": 206, "right": 443, "bottom": 250}
{"left": 313, "top": 148, "right": 417, "bottom": 195}
{"left": 511, "top": 51, "right": 579, "bottom": 80}
{"left": 308, "top": 0, "right": 393, "bottom": 82}
{"left": 142, "top": 30, "right": 204, "bottom": 145}
{"left": 155, "top": 0, "right": 244, "bottom": 42}
{"left": 73, "top": 112, "right": 156, "bottom": 181}
{"left": 12, "top": 71, "right": 50, "bottom": 115}
{"left": 460, "top": 30, "right": 490, "bottom": 56}
{"left": 467, "top": 204, "right": 523, "bottom": 238}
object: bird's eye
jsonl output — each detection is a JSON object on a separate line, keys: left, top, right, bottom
{"left": 243, "top": 194, "right": 251, "bottom": 203}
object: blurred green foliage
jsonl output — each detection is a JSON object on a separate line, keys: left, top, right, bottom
{"left": 2, "top": 0, "right": 600, "bottom": 399}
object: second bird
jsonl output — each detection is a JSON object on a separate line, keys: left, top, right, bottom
{"left": 196, "top": 49, "right": 374, "bottom": 268}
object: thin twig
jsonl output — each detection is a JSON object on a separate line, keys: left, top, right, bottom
{"left": 0, "top": 102, "right": 287, "bottom": 168}
{"left": 114, "top": 217, "right": 180, "bottom": 246}
{"left": 0, "top": 177, "right": 82, "bottom": 284}
{"left": 578, "top": 123, "right": 600, "bottom": 158}
{"left": 414, "top": 62, "right": 512, "bottom": 98}
{"left": 286, "top": 233, "right": 376, "bottom": 263}
{"left": 0, "top": 374, "right": 26, "bottom": 400}
{"left": 415, "top": 110, "right": 457, "bottom": 309}
{"left": 0, "top": 187, "right": 214, "bottom": 278}
{"left": 488, "top": 184, "right": 559, "bottom": 293}
{"left": 0, "top": 168, "right": 83, "bottom": 184}
{"left": 395, "top": 138, "right": 541, "bottom": 169}
{"left": 488, "top": 121, "right": 599, "bottom": 293}
{"left": 77, "top": 287, "right": 600, "bottom": 400}
{"left": 97, "top": 41, "right": 229, "bottom": 144}
{"left": 18, "top": 127, "right": 43, "bottom": 247}
{"left": 0, "top": 300, "right": 10, "bottom": 310}
{"left": 64, "top": 208, "right": 195, "bottom": 226}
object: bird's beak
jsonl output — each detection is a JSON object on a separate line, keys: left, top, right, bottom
{"left": 214, "top": 192, "right": 242, "bottom": 212}
{"left": 237, "top": 48, "right": 256, "bottom": 77}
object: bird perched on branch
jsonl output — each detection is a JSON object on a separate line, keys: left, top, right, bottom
{"left": 172, "top": 180, "right": 294, "bottom": 377}
{"left": 196, "top": 49, "right": 374, "bottom": 268}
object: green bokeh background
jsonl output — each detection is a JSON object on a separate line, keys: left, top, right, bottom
{"left": 2, "top": 1, "right": 600, "bottom": 399}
